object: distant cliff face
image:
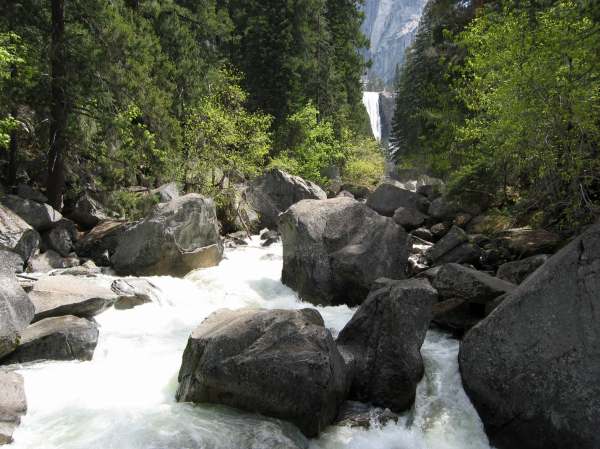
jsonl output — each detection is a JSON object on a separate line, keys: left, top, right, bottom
{"left": 361, "top": 0, "right": 428, "bottom": 87}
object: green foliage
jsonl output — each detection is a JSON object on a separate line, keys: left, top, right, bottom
{"left": 269, "top": 102, "right": 344, "bottom": 184}
{"left": 105, "top": 190, "right": 160, "bottom": 221}
{"left": 392, "top": 0, "right": 600, "bottom": 230}
{"left": 180, "top": 69, "right": 271, "bottom": 194}
{"left": 0, "top": 33, "right": 23, "bottom": 147}
{"left": 341, "top": 135, "right": 385, "bottom": 188}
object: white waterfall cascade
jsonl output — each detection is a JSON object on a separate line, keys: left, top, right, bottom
{"left": 10, "top": 237, "right": 492, "bottom": 449}
{"left": 363, "top": 91, "right": 382, "bottom": 142}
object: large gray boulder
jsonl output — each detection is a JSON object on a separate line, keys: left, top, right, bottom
{"left": 459, "top": 224, "right": 600, "bottom": 449}
{"left": 392, "top": 207, "right": 427, "bottom": 229}
{"left": 29, "top": 275, "right": 117, "bottom": 322}
{"left": 41, "top": 219, "right": 78, "bottom": 257}
{"left": 247, "top": 169, "right": 327, "bottom": 229}
{"left": 151, "top": 182, "right": 180, "bottom": 203}
{"left": 432, "top": 263, "right": 515, "bottom": 304}
{"left": 280, "top": 197, "right": 408, "bottom": 306}
{"left": 176, "top": 308, "right": 347, "bottom": 437}
{"left": 1, "top": 194, "right": 62, "bottom": 231}
{"left": 0, "top": 270, "right": 35, "bottom": 359}
{"left": 0, "top": 204, "right": 40, "bottom": 262}
{"left": 337, "top": 278, "right": 437, "bottom": 411}
{"left": 112, "top": 194, "right": 223, "bottom": 276}
{"left": 1, "top": 316, "right": 98, "bottom": 363}
{"left": 27, "top": 250, "right": 80, "bottom": 273}
{"left": 0, "top": 371, "right": 27, "bottom": 445}
{"left": 366, "top": 181, "right": 429, "bottom": 217}
{"left": 496, "top": 254, "right": 549, "bottom": 284}
{"left": 0, "top": 251, "right": 24, "bottom": 275}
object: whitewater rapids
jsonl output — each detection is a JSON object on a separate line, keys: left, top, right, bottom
{"left": 9, "top": 236, "right": 492, "bottom": 449}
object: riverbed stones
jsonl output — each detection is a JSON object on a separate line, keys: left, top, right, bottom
{"left": 366, "top": 181, "right": 430, "bottom": 217}
{"left": 392, "top": 207, "right": 427, "bottom": 229}
{"left": 459, "top": 223, "right": 600, "bottom": 449}
{"left": 41, "top": 219, "right": 78, "bottom": 257}
{"left": 0, "top": 251, "right": 24, "bottom": 275}
{"left": 496, "top": 254, "right": 549, "bottom": 284}
{"left": 2, "top": 315, "right": 99, "bottom": 363}
{"left": 0, "top": 204, "right": 40, "bottom": 262}
{"left": 337, "top": 278, "right": 437, "bottom": 412}
{"left": 246, "top": 169, "right": 327, "bottom": 229}
{"left": 0, "top": 195, "right": 62, "bottom": 231}
{"left": 111, "top": 278, "right": 160, "bottom": 310}
{"left": 280, "top": 197, "right": 408, "bottom": 306}
{"left": 0, "top": 371, "right": 27, "bottom": 445}
{"left": 112, "top": 194, "right": 223, "bottom": 276}
{"left": 176, "top": 308, "right": 347, "bottom": 437}
{"left": 29, "top": 275, "right": 117, "bottom": 321}
{"left": 0, "top": 270, "right": 35, "bottom": 359}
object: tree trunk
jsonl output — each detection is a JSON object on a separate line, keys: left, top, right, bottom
{"left": 8, "top": 127, "right": 18, "bottom": 191}
{"left": 47, "top": 0, "right": 67, "bottom": 210}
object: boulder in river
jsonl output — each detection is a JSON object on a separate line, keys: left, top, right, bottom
{"left": 280, "top": 197, "right": 408, "bottom": 306}
{"left": 246, "top": 169, "right": 327, "bottom": 229}
{"left": 111, "top": 278, "right": 161, "bottom": 310}
{"left": 29, "top": 275, "right": 117, "bottom": 321}
{"left": 1, "top": 315, "right": 99, "bottom": 363}
{"left": 0, "top": 371, "right": 27, "bottom": 445}
{"left": 337, "top": 278, "right": 437, "bottom": 412}
{"left": 112, "top": 194, "right": 223, "bottom": 276}
{"left": 392, "top": 207, "right": 427, "bottom": 229}
{"left": 0, "top": 270, "right": 35, "bottom": 359}
{"left": 496, "top": 254, "right": 549, "bottom": 284}
{"left": 0, "top": 250, "right": 24, "bottom": 275}
{"left": 176, "top": 308, "right": 347, "bottom": 438}
{"left": 432, "top": 263, "right": 515, "bottom": 304}
{"left": 366, "top": 181, "right": 430, "bottom": 217}
{"left": 459, "top": 223, "right": 600, "bottom": 449}
{"left": 41, "top": 219, "right": 78, "bottom": 257}
{"left": 0, "top": 195, "right": 62, "bottom": 231}
{"left": 0, "top": 204, "right": 40, "bottom": 262}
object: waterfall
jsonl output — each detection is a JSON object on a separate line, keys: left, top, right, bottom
{"left": 363, "top": 91, "right": 382, "bottom": 142}
{"left": 10, "top": 237, "right": 492, "bottom": 449}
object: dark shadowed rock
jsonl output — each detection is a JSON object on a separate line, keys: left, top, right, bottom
{"left": 430, "top": 222, "right": 449, "bottom": 240}
{"left": 366, "top": 181, "right": 430, "bottom": 216}
{"left": 0, "top": 195, "right": 62, "bottom": 231}
{"left": 496, "top": 254, "right": 549, "bottom": 284}
{"left": 497, "top": 228, "right": 560, "bottom": 257}
{"left": 432, "top": 298, "right": 482, "bottom": 335}
{"left": 459, "top": 224, "right": 600, "bottom": 449}
{"left": 432, "top": 263, "right": 515, "bottom": 304}
{"left": 435, "top": 242, "right": 481, "bottom": 265}
{"left": 425, "top": 225, "right": 468, "bottom": 263}
{"left": 67, "top": 192, "right": 108, "bottom": 229}
{"left": 41, "top": 219, "right": 77, "bottom": 257}
{"left": 16, "top": 184, "right": 47, "bottom": 203}
{"left": 337, "top": 278, "right": 437, "bottom": 412}
{"left": 0, "top": 204, "right": 40, "bottom": 262}
{"left": 75, "top": 220, "right": 129, "bottom": 266}
{"left": 176, "top": 308, "right": 347, "bottom": 438}
{"left": 0, "top": 371, "right": 27, "bottom": 445}
{"left": 280, "top": 197, "right": 408, "bottom": 306}
{"left": 392, "top": 207, "right": 427, "bottom": 229}
{"left": 0, "top": 271, "right": 35, "bottom": 359}
{"left": 112, "top": 194, "right": 223, "bottom": 276}
{"left": 411, "top": 227, "right": 434, "bottom": 241}
{"left": 427, "top": 197, "right": 461, "bottom": 220}
{"left": 340, "top": 184, "right": 372, "bottom": 200}
{"left": 29, "top": 275, "right": 117, "bottom": 321}
{"left": 247, "top": 169, "right": 327, "bottom": 229}
{"left": 2, "top": 316, "right": 99, "bottom": 363}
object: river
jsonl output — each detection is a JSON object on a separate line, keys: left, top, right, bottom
{"left": 10, "top": 236, "right": 492, "bottom": 449}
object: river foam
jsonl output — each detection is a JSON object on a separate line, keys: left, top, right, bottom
{"left": 10, "top": 236, "right": 491, "bottom": 449}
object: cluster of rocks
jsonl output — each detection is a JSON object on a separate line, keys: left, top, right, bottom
{"left": 176, "top": 277, "right": 436, "bottom": 438}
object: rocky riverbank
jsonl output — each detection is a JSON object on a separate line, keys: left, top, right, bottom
{"left": 1, "top": 169, "right": 597, "bottom": 448}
